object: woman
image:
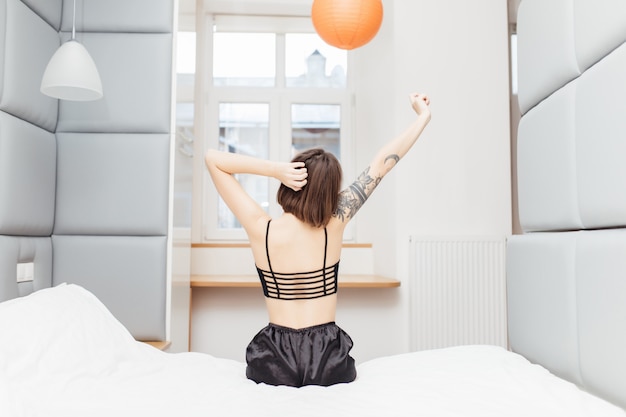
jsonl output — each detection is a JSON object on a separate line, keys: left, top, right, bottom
{"left": 205, "top": 92, "right": 431, "bottom": 387}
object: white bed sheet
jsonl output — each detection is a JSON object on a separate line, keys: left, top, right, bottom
{"left": 1, "top": 284, "right": 624, "bottom": 417}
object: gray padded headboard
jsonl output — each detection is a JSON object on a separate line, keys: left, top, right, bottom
{"left": 507, "top": 0, "right": 626, "bottom": 409}
{"left": 0, "top": 0, "right": 174, "bottom": 342}
{"left": 0, "top": 0, "right": 59, "bottom": 300}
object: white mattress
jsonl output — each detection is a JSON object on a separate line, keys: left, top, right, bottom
{"left": 1, "top": 284, "right": 624, "bottom": 417}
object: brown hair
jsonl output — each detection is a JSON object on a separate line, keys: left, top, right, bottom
{"left": 277, "top": 148, "right": 342, "bottom": 228}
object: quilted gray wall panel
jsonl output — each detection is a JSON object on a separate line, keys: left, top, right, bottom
{"left": 21, "top": 0, "right": 62, "bottom": 30}
{"left": 576, "top": 44, "right": 626, "bottom": 229}
{"left": 517, "top": 43, "right": 626, "bottom": 232}
{"left": 54, "top": 133, "right": 170, "bottom": 236}
{"left": 52, "top": 235, "right": 167, "bottom": 341}
{"left": 0, "top": 0, "right": 59, "bottom": 131}
{"left": 506, "top": 233, "right": 582, "bottom": 386}
{"left": 572, "top": 0, "right": 626, "bottom": 73}
{"left": 0, "top": 112, "right": 56, "bottom": 236}
{"left": 0, "top": 0, "right": 175, "bottom": 342}
{"left": 51, "top": 0, "right": 175, "bottom": 342}
{"left": 517, "top": 83, "right": 582, "bottom": 232}
{"left": 0, "top": 0, "right": 58, "bottom": 304}
{"left": 576, "top": 230, "right": 626, "bottom": 408}
{"left": 511, "top": 0, "right": 626, "bottom": 409}
{"left": 60, "top": 0, "right": 173, "bottom": 33}
{"left": 517, "top": 0, "right": 626, "bottom": 115}
{"left": 56, "top": 33, "right": 173, "bottom": 134}
{"left": 516, "top": 0, "right": 579, "bottom": 114}
{"left": 508, "top": 231, "right": 626, "bottom": 409}
{"left": 0, "top": 236, "right": 52, "bottom": 301}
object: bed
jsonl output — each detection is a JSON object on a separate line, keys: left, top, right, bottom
{"left": 1, "top": 283, "right": 624, "bottom": 417}
{"left": 2, "top": 0, "right": 626, "bottom": 415}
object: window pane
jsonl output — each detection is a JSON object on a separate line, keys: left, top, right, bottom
{"left": 286, "top": 34, "right": 347, "bottom": 88}
{"left": 213, "top": 33, "right": 275, "bottom": 87}
{"left": 218, "top": 103, "right": 270, "bottom": 229}
{"left": 291, "top": 104, "right": 341, "bottom": 159}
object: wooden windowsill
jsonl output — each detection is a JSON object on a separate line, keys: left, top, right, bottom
{"left": 142, "top": 340, "right": 171, "bottom": 351}
{"left": 191, "top": 274, "right": 400, "bottom": 289}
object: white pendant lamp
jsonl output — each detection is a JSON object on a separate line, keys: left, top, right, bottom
{"left": 41, "top": 0, "right": 103, "bottom": 101}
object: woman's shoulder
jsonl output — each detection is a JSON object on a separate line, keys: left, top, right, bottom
{"left": 246, "top": 214, "right": 272, "bottom": 242}
{"left": 326, "top": 216, "right": 347, "bottom": 235}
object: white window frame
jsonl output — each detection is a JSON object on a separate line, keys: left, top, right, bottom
{"left": 199, "top": 13, "right": 355, "bottom": 242}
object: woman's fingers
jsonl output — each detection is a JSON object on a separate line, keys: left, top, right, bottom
{"left": 292, "top": 165, "right": 308, "bottom": 180}
{"left": 289, "top": 178, "right": 307, "bottom": 192}
{"left": 411, "top": 92, "right": 429, "bottom": 104}
{"left": 283, "top": 161, "right": 307, "bottom": 191}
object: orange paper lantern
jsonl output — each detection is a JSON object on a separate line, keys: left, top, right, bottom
{"left": 311, "top": 0, "right": 384, "bottom": 50}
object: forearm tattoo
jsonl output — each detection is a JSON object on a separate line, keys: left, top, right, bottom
{"left": 384, "top": 154, "right": 400, "bottom": 165}
{"left": 334, "top": 153, "right": 400, "bottom": 222}
{"left": 334, "top": 166, "right": 382, "bottom": 222}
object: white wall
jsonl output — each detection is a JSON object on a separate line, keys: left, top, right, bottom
{"left": 191, "top": 0, "right": 512, "bottom": 363}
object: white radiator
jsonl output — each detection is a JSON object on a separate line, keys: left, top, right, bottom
{"left": 409, "top": 236, "right": 508, "bottom": 351}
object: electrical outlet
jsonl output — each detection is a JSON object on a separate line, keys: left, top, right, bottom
{"left": 16, "top": 262, "right": 34, "bottom": 283}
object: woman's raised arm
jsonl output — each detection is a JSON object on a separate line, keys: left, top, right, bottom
{"left": 204, "top": 150, "right": 308, "bottom": 232}
{"left": 333, "top": 92, "right": 431, "bottom": 223}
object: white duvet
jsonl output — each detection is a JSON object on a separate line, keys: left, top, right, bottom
{"left": 1, "top": 284, "right": 624, "bottom": 417}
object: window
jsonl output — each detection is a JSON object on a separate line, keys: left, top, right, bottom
{"left": 291, "top": 103, "right": 341, "bottom": 157}
{"left": 202, "top": 14, "right": 353, "bottom": 241}
{"left": 217, "top": 102, "right": 270, "bottom": 229}
{"left": 213, "top": 33, "right": 276, "bottom": 87}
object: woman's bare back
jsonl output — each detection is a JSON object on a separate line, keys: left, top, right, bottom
{"left": 250, "top": 213, "right": 343, "bottom": 328}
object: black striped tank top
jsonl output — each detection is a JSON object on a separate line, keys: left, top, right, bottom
{"left": 255, "top": 220, "right": 339, "bottom": 300}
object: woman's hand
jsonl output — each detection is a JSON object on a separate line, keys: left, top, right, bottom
{"left": 275, "top": 161, "right": 308, "bottom": 192}
{"left": 410, "top": 93, "right": 431, "bottom": 119}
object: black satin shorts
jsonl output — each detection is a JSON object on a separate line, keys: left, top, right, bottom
{"left": 245, "top": 322, "right": 357, "bottom": 387}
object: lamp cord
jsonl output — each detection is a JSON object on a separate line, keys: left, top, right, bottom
{"left": 71, "top": 0, "right": 76, "bottom": 40}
